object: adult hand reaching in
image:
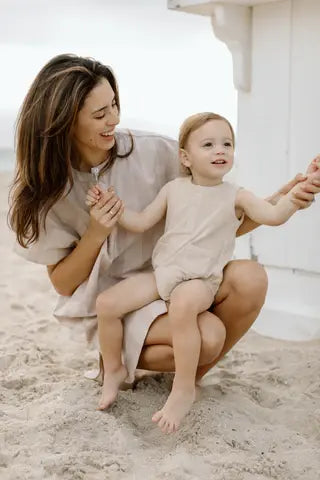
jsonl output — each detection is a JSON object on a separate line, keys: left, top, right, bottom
{"left": 268, "top": 156, "right": 320, "bottom": 209}
{"left": 87, "top": 186, "right": 124, "bottom": 240}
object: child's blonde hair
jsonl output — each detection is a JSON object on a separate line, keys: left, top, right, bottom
{"left": 179, "top": 112, "right": 235, "bottom": 176}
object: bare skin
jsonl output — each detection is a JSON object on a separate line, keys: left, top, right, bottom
{"left": 138, "top": 260, "right": 268, "bottom": 382}
{"left": 151, "top": 279, "right": 216, "bottom": 434}
{"left": 97, "top": 365, "right": 128, "bottom": 411}
{"left": 96, "top": 272, "right": 159, "bottom": 410}
{"left": 95, "top": 273, "right": 227, "bottom": 412}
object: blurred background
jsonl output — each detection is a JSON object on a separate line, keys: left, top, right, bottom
{"left": 0, "top": 0, "right": 236, "bottom": 168}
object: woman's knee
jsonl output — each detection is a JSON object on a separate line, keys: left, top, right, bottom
{"left": 198, "top": 312, "right": 226, "bottom": 365}
{"left": 138, "top": 344, "right": 174, "bottom": 369}
{"left": 220, "top": 260, "right": 268, "bottom": 312}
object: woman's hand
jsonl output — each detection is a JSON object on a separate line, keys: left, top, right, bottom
{"left": 48, "top": 184, "right": 123, "bottom": 297}
{"left": 237, "top": 158, "right": 319, "bottom": 237}
{"left": 305, "top": 155, "right": 320, "bottom": 177}
{"left": 87, "top": 186, "right": 124, "bottom": 240}
{"left": 268, "top": 170, "right": 320, "bottom": 209}
{"left": 291, "top": 155, "right": 320, "bottom": 208}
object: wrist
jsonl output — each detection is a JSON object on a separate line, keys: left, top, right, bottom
{"left": 85, "top": 223, "right": 110, "bottom": 245}
{"left": 265, "top": 193, "right": 279, "bottom": 206}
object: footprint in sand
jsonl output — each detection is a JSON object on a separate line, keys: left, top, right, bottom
{"left": 0, "top": 354, "right": 15, "bottom": 371}
{"left": 10, "top": 302, "right": 24, "bottom": 311}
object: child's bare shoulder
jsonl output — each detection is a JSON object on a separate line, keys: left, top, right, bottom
{"left": 167, "top": 176, "right": 188, "bottom": 186}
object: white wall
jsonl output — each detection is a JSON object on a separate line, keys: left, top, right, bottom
{"left": 0, "top": 0, "right": 237, "bottom": 149}
{"left": 235, "top": 0, "right": 320, "bottom": 339}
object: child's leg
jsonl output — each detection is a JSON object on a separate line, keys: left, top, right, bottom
{"left": 152, "top": 279, "right": 213, "bottom": 433}
{"left": 96, "top": 272, "right": 159, "bottom": 410}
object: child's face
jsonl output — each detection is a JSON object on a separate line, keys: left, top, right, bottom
{"left": 181, "top": 119, "right": 234, "bottom": 182}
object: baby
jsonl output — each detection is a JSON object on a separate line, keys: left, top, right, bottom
{"left": 87, "top": 112, "right": 319, "bottom": 434}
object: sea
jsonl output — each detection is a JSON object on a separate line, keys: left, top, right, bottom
{"left": 0, "top": 149, "right": 15, "bottom": 172}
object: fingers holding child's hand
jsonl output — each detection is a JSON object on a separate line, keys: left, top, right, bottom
{"left": 89, "top": 185, "right": 124, "bottom": 231}
{"left": 278, "top": 173, "right": 307, "bottom": 197}
{"left": 269, "top": 160, "right": 320, "bottom": 210}
{"left": 306, "top": 155, "right": 320, "bottom": 175}
{"left": 291, "top": 176, "right": 320, "bottom": 209}
{"left": 100, "top": 199, "right": 124, "bottom": 226}
{"left": 291, "top": 190, "right": 314, "bottom": 208}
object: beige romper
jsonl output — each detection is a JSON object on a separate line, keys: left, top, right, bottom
{"left": 152, "top": 177, "right": 243, "bottom": 301}
{"left": 15, "top": 129, "right": 179, "bottom": 382}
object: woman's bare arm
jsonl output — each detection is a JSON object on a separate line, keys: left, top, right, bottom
{"left": 47, "top": 190, "right": 123, "bottom": 296}
{"left": 47, "top": 229, "right": 106, "bottom": 296}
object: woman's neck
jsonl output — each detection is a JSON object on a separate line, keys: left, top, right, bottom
{"left": 74, "top": 146, "right": 111, "bottom": 172}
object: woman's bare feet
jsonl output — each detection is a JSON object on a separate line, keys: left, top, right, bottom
{"left": 152, "top": 384, "right": 196, "bottom": 433}
{"left": 98, "top": 364, "right": 127, "bottom": 410}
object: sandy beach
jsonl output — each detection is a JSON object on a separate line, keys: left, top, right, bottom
{"left": 1, "top": 170, "right": 319, "bottom": 480}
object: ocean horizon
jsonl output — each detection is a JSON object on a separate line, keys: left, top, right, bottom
{"left": 0, "top": 149, "right": 15, "bottom": 172}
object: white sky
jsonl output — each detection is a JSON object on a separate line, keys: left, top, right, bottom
{"left": 0, "top": 0, "right": 237, "bottom": 148}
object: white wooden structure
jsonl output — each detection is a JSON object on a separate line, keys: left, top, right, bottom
{"left": 168, "top": 0, "right": 320, "bottom": 340}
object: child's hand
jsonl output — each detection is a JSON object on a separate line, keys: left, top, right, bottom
{"left": 290, "top": 155, "right": 320, "bottom": 208}
{"left": 306, "top": 155, "right": 320, "bottom": 179}
{"left": 86, "top": 185, "right": 104, "bottom": 207}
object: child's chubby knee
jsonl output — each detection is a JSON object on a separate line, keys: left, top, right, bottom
{"left": 169, "top": 294, "right": 198, "bottom": 319}
{"left": 96, "top": 291, "right": 118, "bottom": 318}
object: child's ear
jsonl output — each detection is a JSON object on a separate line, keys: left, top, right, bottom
{"left": 179, "top": 148, "right": 191, "bottom": 168}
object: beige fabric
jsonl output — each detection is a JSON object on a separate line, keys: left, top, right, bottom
{"left": 15, "top": 129, "right": 179, "bottom": 382}
{"left": 152, "top": 177, "right": 243, "bottom": 300}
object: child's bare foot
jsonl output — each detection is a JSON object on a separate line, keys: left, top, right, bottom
{"left": 152, "top": 385, "right": 196, "bottom": 434}
{"left": 98, "top": 365, "right": 127, "bottom": 410}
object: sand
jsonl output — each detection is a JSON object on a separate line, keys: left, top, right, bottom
{"left": 1, "top": 171, "right": 319, "bottom": 480}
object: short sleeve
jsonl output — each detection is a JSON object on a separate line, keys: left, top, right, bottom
{"left": 146, "top": 134, "right": 179, "bottom": 185}
{"left": 163, "top": 137, "right": 180, "bottom": 182}
{"left": 14, "top": 209, "right": 79, "bottom": 266}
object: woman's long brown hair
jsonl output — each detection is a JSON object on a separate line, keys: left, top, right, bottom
{"left": 9, "top": 53, "right": 133, "bottom": 247}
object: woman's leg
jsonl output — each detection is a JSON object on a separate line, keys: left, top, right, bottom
{"left": 96, "top": 272, "right": 159, "bottom": 409}
{"left": 138, "top": 260, "right": 267, "bottom": 375}
{"left": 138, "top": 310, "right": 226, "bottom": 371}
{"left": 196, "top": 259, "right": 268, "bottom": 379}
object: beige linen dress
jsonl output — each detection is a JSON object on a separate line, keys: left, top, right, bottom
{"left": 15, "top": 129, "right": 179, "bottom": 382}
{"left": 152, "top": 177, "right": 243, "bottom": 300}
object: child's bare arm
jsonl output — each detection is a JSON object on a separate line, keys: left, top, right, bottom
{"left": 236, "top": 188, "right": 299, "bottom": 226}
{"left": 236, "top": 156, "right": 320, "bottom": 236}
{"left": 119, "top": 184, "right": 168, "bottom": 233}
{"left": 236, "top": 157, "right": 320, "bottom": 227}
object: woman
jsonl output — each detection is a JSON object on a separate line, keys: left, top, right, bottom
{"left": 9, "top": 54, "right": 320, "bottom": 397}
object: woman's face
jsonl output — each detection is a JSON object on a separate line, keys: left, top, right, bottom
{"left": 73, "top": 78, "right": 120, "bottom": 166}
